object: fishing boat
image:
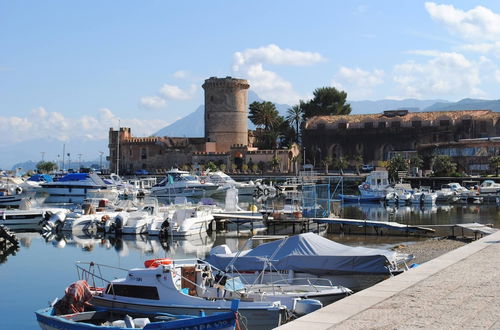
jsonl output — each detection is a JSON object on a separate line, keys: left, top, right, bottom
{"left": 79, "top": 261, "right": 287, "bottom": 330}
{"left": 35, "top": 306, "right": 239, "bottom": 330}
{"left": 35, "top": 279, "right": 239, "bottom": 330}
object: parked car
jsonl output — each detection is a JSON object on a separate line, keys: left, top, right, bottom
{"left": 135, "top": 169, "right": 149, "bottom": 175}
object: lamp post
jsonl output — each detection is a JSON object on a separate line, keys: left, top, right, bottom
{"left": 78, "top": 154, "right": 82, "bottom": 171}
{"left": 40, "top": 151, "right": 45, "bottom": 162}
{"left": 99, "top": 151, "right": 104, "bottom": 170}
{"left": 303, "top": 146, "right": 306, "bottom": 168}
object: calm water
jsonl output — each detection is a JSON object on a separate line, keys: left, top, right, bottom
{"left": 1, "top": 202, "right": 499, "bottom": 329}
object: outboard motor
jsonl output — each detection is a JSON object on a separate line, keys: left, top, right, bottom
{"left": 159, "top": 219, "right": 170, "bottom": 237}
{"left": 42, "top": 211, "right": 67, "bottom": 233}
{"left": 107, "top": 214, "right": 125, "bottom": 234}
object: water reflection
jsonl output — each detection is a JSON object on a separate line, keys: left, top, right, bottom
{"left": 42, "top": 231, "right": 216, "bottom": 259}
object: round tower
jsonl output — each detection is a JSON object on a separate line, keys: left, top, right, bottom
{"left": 202, "top": 76, "right": 250, "bottom": 152}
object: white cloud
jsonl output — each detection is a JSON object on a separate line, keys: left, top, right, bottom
{"left": 159, "top": 84, "right": 197, "bottom": 100}
{"left": 233, "top": 44, "right": 324, "bottom": 104}
{"left": 393, "top": 51, "right": 486, "bottom": 98}
{"left": 172, "top": 70, "right": 189, "bottom": 79}
{"left": 139, "top": 96, "right": 167, "bottom": 109}
{"left": 331, "top": 67, "right": 384, "bottom": 99}
{"left": 425, "top": 2, "right": 500, "bottom": 41}
{"left": 0, "top": 107, "right": 169, "bottom": 146}
{"left": 457, "top": 41, "right": 500, "bottom": 58}
{"left": 233, "top": 44, "right": 325, "bottom": 71}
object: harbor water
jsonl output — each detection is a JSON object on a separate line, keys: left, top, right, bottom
{"left": 1, "top": 201, "right": 499, "bottom": 329}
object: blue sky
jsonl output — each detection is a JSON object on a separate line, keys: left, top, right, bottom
{"left": 1, "top": 1, "right": 500, "bottom": 167}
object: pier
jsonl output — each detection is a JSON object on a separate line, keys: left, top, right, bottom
{"left": 277, "top": 229, "right": 500, "bottom": 329}
{"left": 212, "top": 212, "right": 500, "bottom": 238}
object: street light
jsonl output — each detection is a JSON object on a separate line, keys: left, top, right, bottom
{"left": 40, "top": 151, "right": 45, "bottom": 162}
{"left": 99, "top": 151, "right": 104, "bottom": 170}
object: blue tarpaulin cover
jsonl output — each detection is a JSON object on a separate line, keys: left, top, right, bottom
{"left": 205, "top": 233, "right": 397, "bottom": 275}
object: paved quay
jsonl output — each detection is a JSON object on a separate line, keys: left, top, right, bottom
{"left": 277, "top": 230, "right": 500, "bottom": 329}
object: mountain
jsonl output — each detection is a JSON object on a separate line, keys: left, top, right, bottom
{"left": 424, "top": 98, "right": 500, "bottom": 112}
{"left": 153, "top": 91, "right": 290, "bottom": 137}
{"left": 154, "top": 105, "right": 205, "bottom": 137}
{"left": 151, "top": 96, "right": 500, "bottom": 139}
{"left": 2, "top": 138, "right": 107, "bottom": 171}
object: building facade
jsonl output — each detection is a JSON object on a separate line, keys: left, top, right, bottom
{"left": 303, "top": 109, "right": 500, "bottom": 173}
{"left": 108, "top": 77, "right": 298, "bottom": 175}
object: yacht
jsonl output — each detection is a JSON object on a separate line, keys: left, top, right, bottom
{"left": 41, "top": 173, "right": 110, "bottom": 198}
{"left": 151, "top": 169, "right": 218, "bottom": 198}
{"left": 202, "top": 171, "right": 256, "bottom": 196}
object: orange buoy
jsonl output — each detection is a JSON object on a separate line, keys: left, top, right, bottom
{"left": 144, "top": 258, "right": 173, "bottom": 268}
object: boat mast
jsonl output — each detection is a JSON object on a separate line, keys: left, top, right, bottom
{"left": 116, "top": 123, "right": 120, "bottom": 176}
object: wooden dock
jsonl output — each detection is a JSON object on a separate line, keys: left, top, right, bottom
{"left": 311, "top": 217, "right": 435, "bottom": 235}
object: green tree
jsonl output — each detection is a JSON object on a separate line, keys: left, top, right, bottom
{"left": 490, "top": 156, "right": 500, "bottom": 176}
{"left": 410, "top": 155, "right": 423, "bottom": 169}
{"left": 219, "top": 164, "right": 226, "bottom": 172}
{"left": 334, "top": 157, "right": 348, "bottom": 175}
{"left": 269, "top": 156, "right": 281, "bottom": 172}
{"left": 286, "top": 105, "right": 303, "bottom": 143}
{"left": 36, "top": 161, "right": 57, "bottom": 174}
{"left": 206, "top": 161, "right": 217, "bottom": 172}
{"left": 432, "top": 155, "right": 457, "bottom": 177}
{"left": 387, "top": 154, "right": 409, "bottom": 182}
{"left": 301, "top": 87, "right": 351, "bottom": 120}
{"left": 249, "top": 101, "right": 280, "bottom": 130}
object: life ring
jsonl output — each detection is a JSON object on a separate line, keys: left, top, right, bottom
{"left": 144, "top": 258, "right": 173, "bottom": 268}
{"left": 362, "top": 183, "right": 370, "bottom": 190}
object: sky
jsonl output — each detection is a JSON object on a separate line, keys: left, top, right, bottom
{"left": 1, "top": 1, "right": 500, "bottom": 168}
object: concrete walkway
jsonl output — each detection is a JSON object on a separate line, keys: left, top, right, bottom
{"left": 277, "top": 230, "right": 500, "bottom": 329}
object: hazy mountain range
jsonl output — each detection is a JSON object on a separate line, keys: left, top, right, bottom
{"left": 6, "top": 96, "right": 500, "bottom": 171}
{"left": 154, "top": 97, "right": 500, "bottom": 137}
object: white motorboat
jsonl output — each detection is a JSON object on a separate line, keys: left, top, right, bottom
{"left": 1, "top": 206, "right": 69, "bottom": 231}
{"left": 436, "top": 182, "right": 467, "bottom": 203}
{"left": 478, "top": 180, "right": 500, "bottom": 195}
{"left": 386, "top": 186, "right": 412, "bottom": 205}
{"left": 202, "top": 171, "right": 256, "bottom": 196}
{"left": 151, "top": 169, "right": 218, "bottom": 198}
{"left": 105, "top": 199, "right": 166, "bottom": 235}
{"left": 80, "top": 261, "right": 288, "bottom": 330}
{"left": 206, "top": 233, "right": 413, "bottom": 292}
{"left": 41, "top": 173, "right": 114, "bottom": 199}
{"left": 148, "top": 197, "right": 214, "bottom": 237}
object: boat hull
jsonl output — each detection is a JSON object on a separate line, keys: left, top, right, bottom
{"left": 35, "top": 307, "right": 237, "bottom": 330}
{"left": 90, "top": 296, "right": 285, "bottom": 330}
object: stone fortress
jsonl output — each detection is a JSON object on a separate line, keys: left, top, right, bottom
{"left": 108, "top": 77, "right": 299, "bottom": 175}
{"left": 303, "top": 109, "right": 500, "bottom": 174}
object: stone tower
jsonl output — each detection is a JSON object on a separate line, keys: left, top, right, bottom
{"left": 202, "top": 76, "right": 250, "bottom": 152}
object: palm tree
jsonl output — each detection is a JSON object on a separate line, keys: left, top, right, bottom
{"left": 249, "top": 101, "right": 280, "bottom": 130}
{"left": 286, "top": 105, "right": 303, "bottom": 143}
